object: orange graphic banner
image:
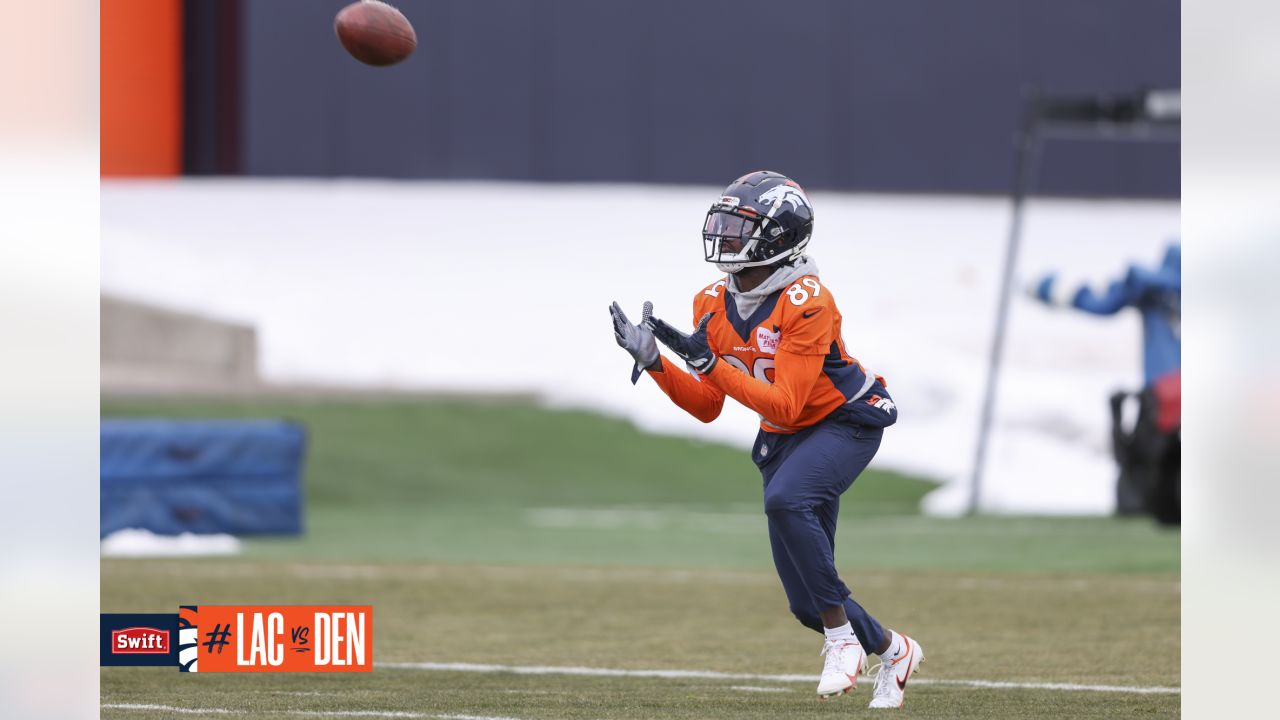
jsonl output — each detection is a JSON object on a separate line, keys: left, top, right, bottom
{"left": 182, "top": 606, "right": 372, "bottom": 672}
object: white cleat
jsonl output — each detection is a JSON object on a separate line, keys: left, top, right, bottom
{"left": 868, "top": 635, "right": 925, "bottom": 708}
{"left": 816, "top": 638, "right": 868, "bottom": 698}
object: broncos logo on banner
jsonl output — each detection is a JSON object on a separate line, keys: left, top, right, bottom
{"left": 758, "top": 183, "right": 810, "bottom": 214}
{"left": 178, "top": 606, "right": 200, "bottom": 672}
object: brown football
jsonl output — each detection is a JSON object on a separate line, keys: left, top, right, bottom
{"left": 335, "top": 1, "right": 417, "bottom": 67}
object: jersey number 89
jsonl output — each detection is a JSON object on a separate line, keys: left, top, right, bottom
{"left": 787, "top": 278, "right": 822, "bottom": 306}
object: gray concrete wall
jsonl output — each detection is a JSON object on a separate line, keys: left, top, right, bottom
{"left": 231, "top": 0, "right": 1179, "bottom": 197}
{"left": 101, "top": 295, "right": 259, "bottom": 395}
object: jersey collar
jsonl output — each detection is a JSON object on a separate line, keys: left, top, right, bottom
{"left": 723, "top": 289, "right": 782, "bottom": 343}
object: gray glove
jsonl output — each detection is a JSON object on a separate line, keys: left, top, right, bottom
{"left": 647, "top": 312, "right": 717, "bottom": 374}
{"left": 610, "top": 301, "right": 659, "bottom": 384}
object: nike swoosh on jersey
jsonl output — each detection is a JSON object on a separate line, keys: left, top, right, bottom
{"left": 802, "top": 308, "right": 823, "bottom": 319}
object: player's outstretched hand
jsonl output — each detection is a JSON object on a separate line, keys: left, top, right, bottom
{"left": 610, "top": 301, "right": 660, "bottom": 384}
{"left": 646, "top": 312, "right": 718, "bottom": 374}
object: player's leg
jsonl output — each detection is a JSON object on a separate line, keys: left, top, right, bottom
{"left": 767, "top": 505, "right": 868, "bottom": 698}
{"left": 766, "top": 514, "right": 883, "bottom": 647}
{"left": 762, "top": 421, "right": 883, "bottom": 631}
{"left": 819, "top": 426, "right": 929, "bottom": 708}
{"left": 764, "top": 421, "right": 925, "bottom": 705}
{"left": 758, "top": 428, "right": 864, "bottom": 697}
{"left": 767, "top": 513, "right": 823, "bottom": 633}
{"left": 811, "top": 490, "right": 925, "bottom": 710}
{"left": 758, "top": 430, "right": 825, "bottom": 633}
{"left": 762, "top": 422, "right": 883, "bottom": 697}
{"left": 811, "top": 492, "right": 887, "bottom": 653}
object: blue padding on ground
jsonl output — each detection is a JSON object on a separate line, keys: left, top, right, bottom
{"left": 101, "top": 419, "right": 306, "bottom": 537}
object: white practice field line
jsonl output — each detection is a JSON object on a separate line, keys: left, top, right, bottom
{"left": 376, "top": 661, "right": 1181, "bottom": 696}
{"left": 102, "top": 704, "right": 520, "bottom": 720}
{"left": 726, "top": 685, "right": 792, "bottom": 693}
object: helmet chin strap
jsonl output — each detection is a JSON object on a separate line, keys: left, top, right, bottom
{"left": 715, "top": 253, "right": 796, "bottom": 275}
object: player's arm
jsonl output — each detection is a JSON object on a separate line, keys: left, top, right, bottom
{"left": 1029, "top": 272, "right": 1136, "bottom": 316}
{"left": 648, "top": 277, "right": 833, "bottom": 427}
{"left": 647, "top": 297, "right": 726, "bottom": 423}
{"left": 646, "top": 356, "right": 726, "bottom": 424}
{"left": 1071, "top": 280, "right": 1133, "bottom": 315}
{"left": 702, "top": 347, "right": 823, "bottom": 427}
{"left": 611, "top": 299, "right": 724, "bottom": 422}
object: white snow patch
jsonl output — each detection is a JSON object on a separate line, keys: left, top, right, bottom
{"left": 101, "top": 528, "right": 242, "bottom": 557}
{"left": 101, "top": 179, "right": 1178, "bottom": 516}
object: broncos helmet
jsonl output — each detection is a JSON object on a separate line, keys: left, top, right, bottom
{"left": 703, "top": 170, "right": 814, "bottom": 273}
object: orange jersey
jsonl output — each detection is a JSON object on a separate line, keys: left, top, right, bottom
{"left": 649, "top": 274, "right": 882, "bottom": 433}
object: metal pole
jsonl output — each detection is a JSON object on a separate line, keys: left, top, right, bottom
{"left": 968, "top": 91, "right": 1042, "bottom": 515}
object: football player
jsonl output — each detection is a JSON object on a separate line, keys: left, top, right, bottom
{"left": 610, "top": 171, "right": 923, "bottom": 708}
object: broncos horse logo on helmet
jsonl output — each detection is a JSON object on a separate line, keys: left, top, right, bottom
{"left": 702, "top": 170, "right": 815, "bottom": 273}
{"left": 758, "top": 183, "right": 811, "bottom": 214}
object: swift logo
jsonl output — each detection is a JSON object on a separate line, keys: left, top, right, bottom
{"left": 112, "top": 627, "right": 170, "bottom": 655}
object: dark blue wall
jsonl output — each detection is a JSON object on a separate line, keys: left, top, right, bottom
{"left": 235, "top": 1, "right": 1179, "bottom": 196}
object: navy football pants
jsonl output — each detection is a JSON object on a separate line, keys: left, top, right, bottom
{"left": 753, "top": 417, "right": 887, "bottom": 651}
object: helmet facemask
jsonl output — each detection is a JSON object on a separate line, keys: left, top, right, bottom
{"left": 702, "top": 206, "right": 801, "bottom": 274}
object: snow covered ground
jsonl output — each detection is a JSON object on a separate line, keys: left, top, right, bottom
{"left": 101, "top": 529, "right": 241, "bottom": 557}
{"left": 101, "top": 179, "right": 1178, "bottom": 515}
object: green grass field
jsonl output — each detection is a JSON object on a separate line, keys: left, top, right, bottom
{"left": 101, "top": 397, "right": 1180, "bottom": 719}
